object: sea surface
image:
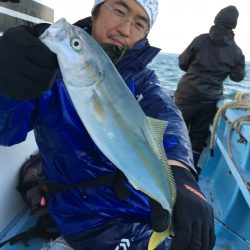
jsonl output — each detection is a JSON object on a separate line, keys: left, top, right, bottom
{"left": 149, "top": 52, "right": 250, "bottom": 97}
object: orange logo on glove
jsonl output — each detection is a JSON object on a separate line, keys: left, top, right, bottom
{"left": 184, "top": 184, "right": 207, "bottom": 202}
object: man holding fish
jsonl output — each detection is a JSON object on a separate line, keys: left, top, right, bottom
{"left": 0, "top": 0, "right": 215, "bottom": 249}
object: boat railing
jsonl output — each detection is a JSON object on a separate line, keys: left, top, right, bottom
{"left": 199, "top": 97, "right": 250, "bottom": 250}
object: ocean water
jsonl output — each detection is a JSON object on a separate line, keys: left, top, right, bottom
{"left": 149, "top": 52, "right": 250, "bottom": 97}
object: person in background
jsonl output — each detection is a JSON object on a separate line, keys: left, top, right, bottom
{"left": 174, "top": 5, "right": 245, "bottom": 172}
{"left": 0, "top": 0, "right": 215, "bottom": 249}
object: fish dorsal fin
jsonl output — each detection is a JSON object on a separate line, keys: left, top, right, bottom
{"left": 128, "top": 117, "right": 176, "bottom": 205}
{"left": 146, "top": 117, "right": 177, "bottom": 249}
{"left": 146, "top": 116, "right": 177, "bottom": 210}
{"left": 146, "top": 116, "right": 168, "bottom": 159}
{"left": 129, "top": 116, "right": 169, "bottom": 195}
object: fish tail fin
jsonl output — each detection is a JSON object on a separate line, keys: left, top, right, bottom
{"left": 148, "top": 228, "right": 171, "bottom": 250}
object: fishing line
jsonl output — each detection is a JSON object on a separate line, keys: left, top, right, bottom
{"left": 215, "top": 216, "right": 250, "bottom": 246}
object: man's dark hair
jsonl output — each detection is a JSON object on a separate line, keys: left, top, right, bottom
{"left": 92, "top": 3, "right": 103, "bottom": 18}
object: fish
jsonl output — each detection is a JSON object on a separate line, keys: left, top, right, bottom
{"left": 39, "top": 18, "right": 176, "bottom": 249}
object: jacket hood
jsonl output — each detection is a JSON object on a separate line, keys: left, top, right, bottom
{"left": 214, "top": 5, "right": 239, "bottom": 29}
{"left": 116, "top": 39, "right": 160, "bottom": 73}
{"left": 209, "top": 24, "right": 235, "bottom": 46}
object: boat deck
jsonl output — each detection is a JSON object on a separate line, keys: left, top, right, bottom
{"left": 0, "top": 209, "right": 48, "bottom": 249}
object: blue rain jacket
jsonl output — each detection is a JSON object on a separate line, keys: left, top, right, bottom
{"left": 0, "top": 25, "right": 194, "bottom": 238}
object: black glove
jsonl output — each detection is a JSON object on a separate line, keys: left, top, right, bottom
{"left": 149, "top": 197, "right": 170, "bottom": 232}
{"left": 0, "top": 24, "right": 58, "bottom": 100}
{"left": 169, "top": 166, "right": 215, "bottom": 250}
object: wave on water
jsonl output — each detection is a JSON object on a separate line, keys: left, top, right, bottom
{"left": 148, "top": 52, "right": 250, "bottom": 97}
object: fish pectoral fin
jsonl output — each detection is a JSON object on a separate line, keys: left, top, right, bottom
{"left": 91, "top": 91, "right": 106, "bottom": 122}
{"left": 148, "top": 228, "right": 171, "bottom": 250}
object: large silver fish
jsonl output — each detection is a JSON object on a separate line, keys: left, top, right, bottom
{"left": 40, "top": 18, "right": 176, "bottom": 249}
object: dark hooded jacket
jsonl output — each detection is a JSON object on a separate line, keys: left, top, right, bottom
{"left": 0, "top": 17, "right": 194, "bottom": 237}
{"left": 175, "top": 6, "right": 245, "bottom": 103}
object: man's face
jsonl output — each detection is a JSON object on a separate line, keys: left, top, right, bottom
{"left": 91, "top": 0, "right": 149, "bottom": 48}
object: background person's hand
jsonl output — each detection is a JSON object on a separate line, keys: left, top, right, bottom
{"left": 0, "top": 25, "right": 58, "bottom": 100}
{"left": 169, "top": 166, "right": 215, "bottom": 250}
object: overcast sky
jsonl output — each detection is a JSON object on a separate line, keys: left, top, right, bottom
{"left": 38, "top": 0, "right": 250, "bottom": 61}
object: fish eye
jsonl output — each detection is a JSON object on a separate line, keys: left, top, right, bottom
{"left": 71, "top": 38, "right": 82, "bottom": 51}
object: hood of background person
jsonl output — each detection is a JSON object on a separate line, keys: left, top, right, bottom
{"left": 209, "top": 24, "right": 235, "bottom": 46}
{"left": 92, "top": 0, "right": 158, "bottom": 30}
{"left": 214, "top": 5, "right": 239, "bottom": 29}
